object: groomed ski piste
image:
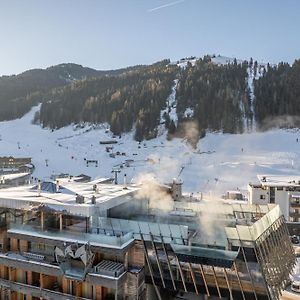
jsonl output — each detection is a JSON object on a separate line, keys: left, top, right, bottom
{"left": 1, "top": 55, "right": 299, "bottom": 198}
{"left": 1, "top": 103, "right": 300, "bottom": 198}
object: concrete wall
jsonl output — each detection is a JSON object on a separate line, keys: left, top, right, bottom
{"left": 274, "top": 189, "right": 289, "bottom": 220}
{"left": 248, "top": 185, "right": 292, "bottom": 220}
{"left": 248, "top": 185, "right": 269, "bottom": 205}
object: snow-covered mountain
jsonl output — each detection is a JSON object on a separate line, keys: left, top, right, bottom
{"left": 1, "top": 104, "right": 300, "bottom": 198}
{"left": 1, "top": 55, "right": 298, "bottom": 198}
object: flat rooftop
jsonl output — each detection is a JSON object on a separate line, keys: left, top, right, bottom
{"left": 256, "top": 174, "right": 300, "bottom": 187}
{"left": 1, "top": 172, "right": 30, "bottom": 180}
{"left": 0, "top": 178, "right": 139, "bottom": 216}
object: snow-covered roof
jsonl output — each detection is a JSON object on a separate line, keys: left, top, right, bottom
{"left": 226, "top": 190, "right": 243, "bottom": 194}
{"left": 1, "top": 172, "right": 30, "bottom": 181}
{"left": 257, "top": 174, "right": 300, "bottom": 187}
{"left": 0, "top": 179, "right": 139, "bottom": 217}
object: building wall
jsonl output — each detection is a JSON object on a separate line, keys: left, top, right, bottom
{"left": 248, "top": 185, "right": 269, "bottom": 205}
{"left": 288, "top": 191, "right": 300, "bottom": 222}
{"left": 248, "top": 185, "right": 297, "bottom": 221}
{"left": 274, "top": 189, "right": 289, "bottom": 220}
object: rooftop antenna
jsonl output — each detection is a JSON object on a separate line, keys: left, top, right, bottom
{"left": 177, "top": 166, "right": 185, "bottom": 178}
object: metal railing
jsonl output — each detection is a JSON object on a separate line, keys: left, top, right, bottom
{"left": 8, "top": 223, "right": 134, "bottom": 248}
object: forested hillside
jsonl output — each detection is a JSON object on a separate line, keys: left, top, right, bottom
{"left": 176, "top": 56, "right": 251, "bottom": 135}
{"left": 39, "top": 60, "right": 177, "bottom": 141}
{"left": 254, "top": 60, "right": 300, "bottom": 128}
{"left": 2, "top": 55, "right": 300, "bottom": 142}
{"left": 0, "top": 63, "right": 146, "bottom": 121}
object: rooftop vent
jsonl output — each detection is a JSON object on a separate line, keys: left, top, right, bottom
{"left": 94, "top": 260, "right": 125, "bottom": 277}
{"left": 76, "top": 194, "right": 85, "bottom": 204}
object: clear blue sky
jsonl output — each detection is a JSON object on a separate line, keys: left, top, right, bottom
{"left": 0, "top": 0, "right": 299, "bottom": 75}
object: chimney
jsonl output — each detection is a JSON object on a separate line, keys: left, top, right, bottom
{"left": 123, "top": 174, "right": 128, "bottom": 189}
{"left": 112, "top": 169, "right": 120, "bottom": 184}
{"left": 56, "top": 180, "right": 60, "bottom": 193}
{"left": 171, "top": 178, "right": 182, "bottom": 201}
{"left": 91, "top": 195, "right": 96, "bottom": 204}
{"left": 38, "top": 180, "right": 41, "bottom": 196}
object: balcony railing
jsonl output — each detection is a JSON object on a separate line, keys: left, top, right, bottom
{"left": 0, "top": 253, "right": 129, "bottom": 290}
{"left": 289, "top": 212, "right": 300, "bottom": 218}
{"left": 0, "top": 277, "right": 89, "bottom": 300}
{"left": 8, "top": 224, "right": 134, "bottom": 249}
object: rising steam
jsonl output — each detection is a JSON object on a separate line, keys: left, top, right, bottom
{"left": 135, "top": 173, "right": 173, "bottom": 211}
{"left": 259, "top": 115, "right": 300, "bottom": 131}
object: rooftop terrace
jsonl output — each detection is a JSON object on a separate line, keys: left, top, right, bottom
{"left": 0, "top": 178, "right": 139, "bottom": 216}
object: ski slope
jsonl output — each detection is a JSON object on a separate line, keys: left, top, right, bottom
{"left": 1, "top": 105, "right": 300, "bottom": 197}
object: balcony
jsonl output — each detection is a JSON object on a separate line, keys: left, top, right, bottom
{"left": 0, "top": 277, "right": 89, "bottom": 300}
{"left": 0, "top": 252, "right": 61, "bottom": 276}
{"left": 289, "top": 211, "right": 300, "bottom": 218}
{"left": 0, "top": 253, "right": 129, "bottom": 290}
{"left": 7, "top": 224, "right": 134, "bottom": 250}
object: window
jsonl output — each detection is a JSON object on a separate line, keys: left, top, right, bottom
{"left": 277, "top": 187, "right": 283, "bottom": 191}
{"left": 270, "top": 187, "right": 275, "bottom": 203}
{"left": 260, "top": 195, "right": 266, "bottom": 200}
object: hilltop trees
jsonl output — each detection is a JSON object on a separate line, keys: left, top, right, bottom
{"left": 253, "top": 60, "right": 300, "bottom": 128}
{"left": 176, "top": 57, "right": 251, "bottom": 134}
{"left": 4, "top": 55, "right": 300, "bottom": 142}
{"left": 0, "top": 63, "right": 147, "bottom": 122}
{"left": 40, "top": 60, "right": 177, "bottom": 140}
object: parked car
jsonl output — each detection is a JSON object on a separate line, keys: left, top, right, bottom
{"left": 292, "top": 274, "right": 300, "bottom": 293}
{"left": 291, "top": 235, "right": 299, "bottom": 244}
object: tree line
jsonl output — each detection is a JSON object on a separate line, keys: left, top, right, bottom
{"left": 39, "top": 60, "right": 177, "bottom": 141}
{"left": 2, "top": 56, "right": 300, "bottom": 141}
{"left": 176, "top": 56, "right": 251, "bottom": 135}
{"left": 254, "top": 60, "right": 300, "bottom": 128}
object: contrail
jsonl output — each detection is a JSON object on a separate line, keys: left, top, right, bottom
{"left": 148, "top": 0, "right": 185, "bottom": 12}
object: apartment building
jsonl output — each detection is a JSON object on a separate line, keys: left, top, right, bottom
{"left": 248, "top": 174, "right": 300, "bottom": 223}
{"left": 0, "top": 176, "right": 295, "bottom": 300}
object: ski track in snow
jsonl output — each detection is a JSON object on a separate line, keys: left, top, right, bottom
{"left": 1, "top": 105, "right": 300, "bottom": 197}
{"left": 0, "top": 57, "right": 290, "bottom": 197}
{"left": 158, "top": 79, "right": 179, "bottom": 135}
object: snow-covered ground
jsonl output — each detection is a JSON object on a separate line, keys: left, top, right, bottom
{"left": 211, "top": 55, "right": 243, "bottom": 65}
{"left": 1, "top": 105, "right": 300, "bottom": 197}
{"left": 159, "top": 79, "right": 179, "bottom": 129}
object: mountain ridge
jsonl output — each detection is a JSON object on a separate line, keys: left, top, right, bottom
{"left": 1, "top": 55, "right": 299, "bottom": 143}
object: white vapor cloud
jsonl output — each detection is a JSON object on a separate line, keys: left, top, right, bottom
{"left": 148, "top": 0, "right": 185, "bottom": 12}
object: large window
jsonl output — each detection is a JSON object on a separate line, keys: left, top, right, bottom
{"left": 270, "top": 187, "right": 275, "bottom": 203}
